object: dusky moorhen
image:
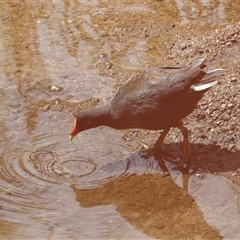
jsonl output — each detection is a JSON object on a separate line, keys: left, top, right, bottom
{"left": 70, "top": 58, "right": 224, "bottom": 167}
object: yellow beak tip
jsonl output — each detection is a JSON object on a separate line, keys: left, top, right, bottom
{"left": 69, "top": 135, "right": 75, "bottom": 143}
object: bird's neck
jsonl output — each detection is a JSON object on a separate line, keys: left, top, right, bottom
{"left": 83, "top": 103, "right": 113, "bottom": 129}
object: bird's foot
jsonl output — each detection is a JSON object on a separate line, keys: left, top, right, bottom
{"left": 138, "top": 146, "right": 174, "bottom": 174}
{"left": 139, "top": 147, "right": 156, "bottom": 159}
{"left": 139, "top": 145, "right": 174, "bottom": 160}
{"left": 137, "top": 140, "right": 194, "bottom": 174}
{"left": 172, "top": 154, "right": 194, "bottom": 171}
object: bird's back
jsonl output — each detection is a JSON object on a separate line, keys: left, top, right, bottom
{"left": 109, "top": 59, "right": 220, "bottom": 130}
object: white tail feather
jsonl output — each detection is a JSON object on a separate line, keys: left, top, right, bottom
{"left": 191, "top": 81, "right": 218, "bottom": 91}
{"left": 206, "top": 68, "right": 224, "bottom": 74}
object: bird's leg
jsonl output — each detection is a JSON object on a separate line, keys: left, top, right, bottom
{"left": 140, "top": 128, "right": 171, "bottom": 159}
{"left": 140, "top": 123, "right": 193, "bottom": 171}
{"left": 175, "top": 123, "right": 193, "bottom": 169}
{"left": 139, "top": 128, "right": 171, "bottom": 174}
{"left": 152, "top": 127, "right": 170, "bottom": 157}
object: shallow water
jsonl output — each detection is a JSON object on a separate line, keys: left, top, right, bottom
{"left": 0, "top": 0, "right": 240, "bottom": 239}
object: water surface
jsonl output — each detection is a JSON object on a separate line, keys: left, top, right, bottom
{"left": 0, "top": 0, "right": 240, "bottom": 239}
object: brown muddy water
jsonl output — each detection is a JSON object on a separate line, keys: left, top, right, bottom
{"left": 0, "top": 1, "right": 240, "bottom": 239}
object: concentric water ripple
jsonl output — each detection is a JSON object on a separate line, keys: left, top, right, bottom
{"left": 0, "top": 127, "right": 164, "bottom": 223}
{"left": 56, "top": 128, "right": 163, "bottom": 189}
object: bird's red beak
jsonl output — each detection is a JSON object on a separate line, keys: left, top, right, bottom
{"left": 69, "top": 119, "right": 78, "bottom": 143}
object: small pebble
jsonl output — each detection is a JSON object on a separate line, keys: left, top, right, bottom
{"left": 50, "top": 85, "right": 63, "bottom": 92}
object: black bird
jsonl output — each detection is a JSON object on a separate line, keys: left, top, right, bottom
{"left": 70, "top": 58, "right": 224, "bottom": 167}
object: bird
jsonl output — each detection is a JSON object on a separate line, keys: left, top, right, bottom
{"left": 70, "top": 58, "right": 224, "bottom": 168}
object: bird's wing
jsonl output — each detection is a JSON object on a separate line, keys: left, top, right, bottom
{"left": 114, "top": 58, "right": 205, "bottom": 101}
{"left": 110, "top": 59, "right": 206, "bottom": 118}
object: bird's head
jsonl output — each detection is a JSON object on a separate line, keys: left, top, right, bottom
{"left": 69, "top": 112, "right": 96, "bottom": 142}
{"left": 69, "top": 105, "right": 110, "bottom": 142}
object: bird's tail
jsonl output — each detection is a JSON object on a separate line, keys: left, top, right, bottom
{"left": 191, "top": 68, "right": 224, "bottom": 92}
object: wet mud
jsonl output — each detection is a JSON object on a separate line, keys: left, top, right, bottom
{"left": 0, "top": 0, "right": 240, "bottom": 239}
